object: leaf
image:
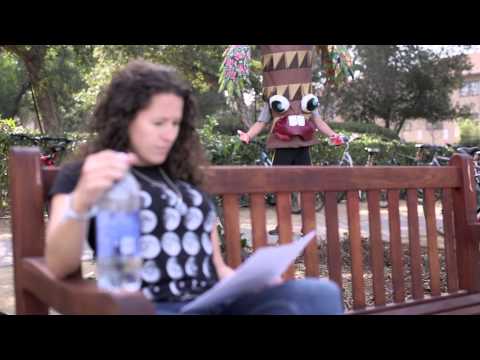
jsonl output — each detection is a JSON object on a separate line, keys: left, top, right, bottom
{"left": 227, "top": 81, "right": 234, "bottom": 96}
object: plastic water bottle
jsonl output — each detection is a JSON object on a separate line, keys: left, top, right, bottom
{"left": 95, "top": 172, "right": 142, "bottom": 293}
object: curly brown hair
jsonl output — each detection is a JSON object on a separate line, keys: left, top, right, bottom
{"left": 87, "top": 59, "right": 207, "bottom": 186}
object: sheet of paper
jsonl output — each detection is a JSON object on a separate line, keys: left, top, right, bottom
{"left": 180, "top": 231, "right": 316, "bottom": 313}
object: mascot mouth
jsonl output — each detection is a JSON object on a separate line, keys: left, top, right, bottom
{"left": 277, "top": 115, "right": 309, "bottom": 127}
{"left": 273, "top": 115, "right": 316, "bottom": 141}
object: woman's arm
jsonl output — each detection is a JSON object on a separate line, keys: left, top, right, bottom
{"left": 45, "top": 193, "right": 91, "bottom": 278}
{"left": 45, "top": 150, "right": 138, "bottom": 279}
{"left": 210, "top": 222, "right": 235, "bottom": 280}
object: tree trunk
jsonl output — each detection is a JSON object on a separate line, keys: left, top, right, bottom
{"left": 317, "top": 45, "right": 336, "bottom": 88}
{"left": 4, "top": 80, "right": 31, "bottom": 118}
{"left": 233, "top": 94, "right": 254, "bottom": 128}
{"left": 2, "top": 46, "right": 62, "bottom": 134}
{"left": 394, "top": 118, "right": 407, "bottom": 135}
{"left": 384, "top": 117, "right": 391, "bottom": 129}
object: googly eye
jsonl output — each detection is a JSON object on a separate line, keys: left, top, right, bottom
{"left": 301, "top": 94, "right": 320, "bottom": 113}
{"left": 269, "top": 95, "right": 290, "bottom": 114}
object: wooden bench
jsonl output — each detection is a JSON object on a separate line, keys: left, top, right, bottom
{"left": 8, "top": 147, "right": 480, "bottom": 314}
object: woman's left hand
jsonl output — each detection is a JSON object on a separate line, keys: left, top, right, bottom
{"left": 217, "top": 265, "right": 235, "bottom": 281}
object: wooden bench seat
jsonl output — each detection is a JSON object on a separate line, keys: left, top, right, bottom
{"left": 8, "top": 147, "right": 480, "bottom": 314}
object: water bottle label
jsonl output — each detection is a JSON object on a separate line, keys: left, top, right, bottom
{"left": 96, "top": 211, "right": 141, "bottom": 259}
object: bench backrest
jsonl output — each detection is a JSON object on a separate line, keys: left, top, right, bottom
{"left": 201, "top": 156, "right": 480, "bottom": 311}
{"left": 9, "top": 147, "right": 480, "bottom": 312}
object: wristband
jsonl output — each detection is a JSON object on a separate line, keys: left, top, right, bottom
{"left": 62, "top": 193, "right": 97, "bottom": 222}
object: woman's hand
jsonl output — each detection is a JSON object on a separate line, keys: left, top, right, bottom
{"left": 217, "top": 265, "right": 235, "bottom": 281}
{"left": 72, "top": 150, "right": 139, "bottom": 214}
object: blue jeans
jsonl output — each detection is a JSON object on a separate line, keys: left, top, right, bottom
{"left": 155, "top": 278, "right": 344, "bottom": 315}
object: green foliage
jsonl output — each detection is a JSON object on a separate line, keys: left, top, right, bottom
{"left": 0, "top": 118, "right": 30, "bottom": 215}
{"left": 0, "top": 52, "right": 28, "bottom": 118}
{"left": 198, "top": 116, "right": 418, "bottom": 167}
{"left": 0, "top": 118, "right": 90, "bottom": 216}
{"left": 330, "top": 121, "right": 400, "bottom": 141}
{"left": 198, "top": 116, "right": 261, "bottom": 165}
{"left": 310, "top": 135, "right": 418, "bottom": 166}
{"left": 337, "top": 45, "right": 472, "bottom": 133}
{"left": 459, "top": 119, "right": 480, "bottom": 146}
{"left": 44, "top": 46, "right": 93, "bottom": 132}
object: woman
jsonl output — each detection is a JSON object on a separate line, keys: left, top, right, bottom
{"left": 46, "top": 59, "right": 343, "bottom": 315}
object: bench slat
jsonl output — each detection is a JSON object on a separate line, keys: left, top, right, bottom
{"left": 367, "top": 190, "right": 386, "bottom": 306}
{"left": 249, "top": 194, "right": 268, "bottom": 251}
{"left": 325, "top": 192, "right": 342, "bottom": 288}
{"left": 204, "top": 166, "right": 462, "bottom": 194}
{"left": 300, "top": 192, "right": 320, "bottom": 277}
{"left": 375, "top": 293, "right": 480, "bottom": 315}
{"left": 347, "top": 190, "right": 366, "bottom": 310}
{"left": 387, "top": 190, "right": 405, "bottom": 303}
{"left": 222, "top": 194, "right": 242, "bottom": 269}
{"left": 442, "top": 188, "right": 459, "bottom": 293}
{"left": 436, "top": 304, "right": 480, "bottom": 315}
{"left": 424, "top": 188, "right": 441, "bottom": 296}
{"left": 407, "top": 189, "right": 424, "bottom": 300}
{"left": 352, "top": 291, "right": 477, "bottom": 315}
{"left": 276, "top": 192, "right": 294, "bottom": 280}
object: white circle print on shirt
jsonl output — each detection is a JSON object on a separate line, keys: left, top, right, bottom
{"left": 182, "top": 232, "right": 201, "bottom": 256}
{"left": 186, "top": 186, "right": 203, "bottom": 207}
{"left": 140, "top": 209, "right": 158, "bottom": 233}
{"left": 184, "top": 207, "right": 204, "bottom": 231}
{"left": 166, "top": 257, "right": 184, "bottom": 280}
{"left": 140, "top": 234, "right": 161, "bottom": 259}
{"left": 161, "top": 232, "right": 182, "bottom": 257}
{"left": 140, "top": 190, "right": 152, "bottom": 208}
{"left": 163, "top": 207, "right": 182, "bottom": 231}
{"left": 202, "top": 257, "right": 212, "bottom": 279}
{"left": 185, "top": 256, "right": 199, "bottom": 277}
{"left": 141, "top": 260, "right": 161, "bottom": 283}
{"left": 169, "top": 280, "right": 183, "bottom": 297}
{"left": 142, "top": 287, "right": 154, "bottom": 301}
{"left": 203, "top": 209, "right": 216, "bottom": 233}
{"left": 201, "top": 232, "right": 213, "bottom": 255}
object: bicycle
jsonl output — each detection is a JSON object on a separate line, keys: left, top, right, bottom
{"left": 413, "top": 144, "right": 452, "bottom": 206}
{"left": 247, "top": 140, "right": 324, "bottom": 214}
{"left": 245, "top": 140, "right": 276, "bottom": 207}
{"left": 333, "top": 134, "right": 363, "bottom": 204}
{"left": 301, "top": 134, "right": 361, "bottom": 211}
{"left": 358, "top": 146, "right": 391, "bottom": 208}
{"left": 10, "top": 133, "right": 73, "bottom": 167}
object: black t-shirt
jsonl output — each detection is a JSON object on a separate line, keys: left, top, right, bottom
{"left": 49, "top": 161, "right": 219, "bottom": 302}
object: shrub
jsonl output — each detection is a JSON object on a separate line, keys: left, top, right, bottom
{"left": 459, "top": 119, "right": 480, "bottom": 147}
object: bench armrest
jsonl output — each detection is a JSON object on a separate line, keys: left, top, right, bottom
{"left": 20, "top": 257, "right": 155, "bottom": 315}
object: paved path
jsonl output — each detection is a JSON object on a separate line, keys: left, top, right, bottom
{"left": 239, "top": 200, "right": 445, "bottom": 249}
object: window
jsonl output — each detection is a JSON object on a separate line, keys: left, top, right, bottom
{"left": 460, "top": 80, "right": 480, "bottom": 97}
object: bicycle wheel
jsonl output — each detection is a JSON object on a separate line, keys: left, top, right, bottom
{"left": 417, "top": 189, "right": 425, "bottom": 205}
{"left": 265, "top": 193, "right": 276, "bottom": 207}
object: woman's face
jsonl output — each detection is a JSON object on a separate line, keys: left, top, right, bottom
{"left": 128, "top": 93, "right": 184, "bottom": 166}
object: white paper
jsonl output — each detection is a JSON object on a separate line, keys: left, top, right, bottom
{"left": 180, "top": 231, "right": 316, "bottom": 313}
